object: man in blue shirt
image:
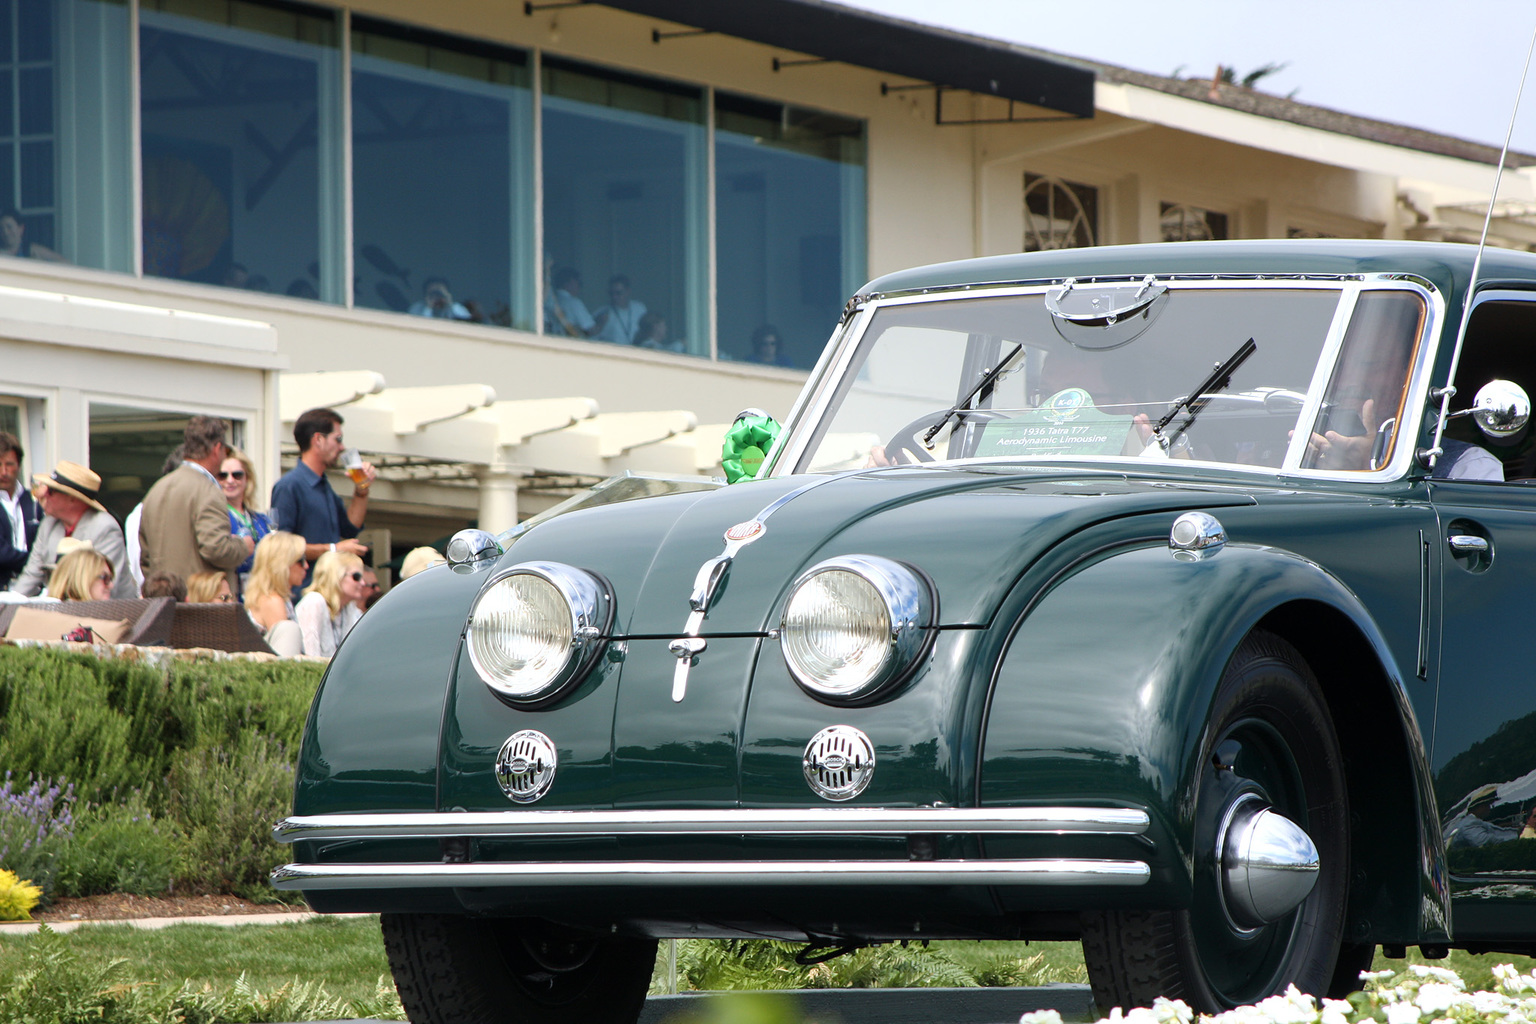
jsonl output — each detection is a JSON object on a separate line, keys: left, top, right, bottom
{"left": 270, "top": 407, "right": 376, "bottom": 589}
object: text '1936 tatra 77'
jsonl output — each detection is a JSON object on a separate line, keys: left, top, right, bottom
{"left": 275, "top": 240, "right": 1536, "bottom": 1022}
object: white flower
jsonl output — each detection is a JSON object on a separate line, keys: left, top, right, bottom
{"left": 1020, "top": 1011, "right": 1064, "bottom": 1024}
{"left": 1319, "top": 998, "right": 1353, "bottom": 1024}
{"left": 1150, "top": 996, "right": 1195, "bottom": 1024}
{"left": 1415, "top": 982, "right": 1470, "bottom": 1014}
{"left": 1384, "top": 1000, "right": 1423, "bottom": 1024}
{"left": 1471, "top": 990, "right": 1510, "bottom": 1015}
{"left": 1409, "top": 965, "right": 1464, "bottom": 988}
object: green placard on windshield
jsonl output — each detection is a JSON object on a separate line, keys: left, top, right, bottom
{"left": 972, "top": 388, "right": 1135, "bottom": 458}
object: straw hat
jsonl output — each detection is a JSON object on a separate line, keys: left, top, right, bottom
{"left": 54, "top": 537, "right": 96, "bottom": 559}
{"left": 33, "top": 460, "right": 107, "bottom": 513}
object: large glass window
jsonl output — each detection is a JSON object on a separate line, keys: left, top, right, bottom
{"left": 139, "top": 0, "right": 341, "bottom": 299}
{"left": 541, "top": 57, "right": 705, "bottom": 355}
{"left": 351, "top": 20, "right": 532, "bottom": 327}
{"left": 714, "top": 92, "right": 865, "bottom": 371}
{"left": 0, "top": 0, "right": 132, "bottom": 271}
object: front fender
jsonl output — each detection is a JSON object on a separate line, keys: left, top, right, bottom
{"left": 978, "top": 540, "right": 1449, "bottom": 939}
{"left": 294, "top": 562, "right": 489, "bottom": 816}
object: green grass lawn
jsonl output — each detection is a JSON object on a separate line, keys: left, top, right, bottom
{"left": 3, "top": 916, "right": 1536, "bottom": 1022}
{"left": 0, "top": 915, "right": 397, "bottom": 1012}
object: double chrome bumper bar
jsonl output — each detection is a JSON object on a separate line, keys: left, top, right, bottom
{"left": 272, "top": 858, "right": 1150, "bottom": 890}
{"left": 272, "top": 806, "right": 1152, "bottom": 891}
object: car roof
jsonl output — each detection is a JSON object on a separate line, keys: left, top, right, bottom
{"left": 860, "top": 239, "right": 1536, "bottom": 301}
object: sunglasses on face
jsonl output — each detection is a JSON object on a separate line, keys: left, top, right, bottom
{"left": 349, "top": 571, "right": 366, "bottom": 582}
{"left": 217, "top": 471, "right": 245, "bottom": 480}
{"left": 96, "top": 572, "right": 113, "bottom": 583}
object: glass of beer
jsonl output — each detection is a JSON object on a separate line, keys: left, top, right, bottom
{"left": 341, "top": 447, "right": 368, "bottom": 484}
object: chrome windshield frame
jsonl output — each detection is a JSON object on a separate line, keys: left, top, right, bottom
{"left": 771, "top": 273, "right": 1445, "bottom": 484}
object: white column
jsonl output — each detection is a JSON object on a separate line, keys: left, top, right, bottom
{"left": 476, "top": 464, "right": 529, "bottom": 534}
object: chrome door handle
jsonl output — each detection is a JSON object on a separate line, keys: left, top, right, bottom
{"left": 1448, "top": 534, "right": 1489, "bottom": 554}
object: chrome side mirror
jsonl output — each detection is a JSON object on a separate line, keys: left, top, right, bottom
{"left": 1470, "top": 379, "right": 1531, "bottom": 439}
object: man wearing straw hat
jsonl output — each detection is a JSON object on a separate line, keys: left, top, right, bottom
{"left": 6, "top": 459, "right": 133, "bottom": 598}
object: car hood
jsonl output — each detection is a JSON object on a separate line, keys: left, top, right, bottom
{"left": 500, "top": 465, "right": 1259, "bottom": 632}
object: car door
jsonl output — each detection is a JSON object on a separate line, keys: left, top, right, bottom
{"left": 1428, "top": 292, "right": 1536, "bottom": 938}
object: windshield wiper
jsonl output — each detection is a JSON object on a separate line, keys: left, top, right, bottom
{"left": 1149, "top": 338, "right": 1257, "bottom": 452}
{"left": 921, "top": 343, "right": 1026, "bottom": 448}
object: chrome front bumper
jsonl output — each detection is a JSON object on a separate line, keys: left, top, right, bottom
{"left": 271, "top": 806, "right": 1152, "bottom": 891}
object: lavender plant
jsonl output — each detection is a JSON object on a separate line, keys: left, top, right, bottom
{"left": 0, "top": 771, "right": 76, "bottom": 896}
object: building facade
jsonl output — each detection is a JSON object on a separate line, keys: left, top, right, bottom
{"left": 2, "top": 0, "right": 1530, "bottom": 568}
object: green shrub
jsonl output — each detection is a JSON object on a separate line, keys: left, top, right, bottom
{"left": 0, "top": 647, "right": 322, "bottom": 809}
{"left": 168, "top": 733, "right": 296, "bottom": 900}
{"left": 54, "top": 793, "right": 178, "bottom": 898}
{"left": 0, "top": 647, "right": 324, "bottom": 899}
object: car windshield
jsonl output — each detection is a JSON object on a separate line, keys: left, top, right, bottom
{"left": 793, "top": 283, "right": 1427, "bottom": 476}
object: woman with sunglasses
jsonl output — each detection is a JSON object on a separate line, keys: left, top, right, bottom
{"left": 219, "top": 446, "right": 271, "bottom": 595}
{"left": 186, "top": 570, "right": 233, "bottom": 604}
{"left": 295, "top": 549, "right": 366, "bottom": 658}
{"left": 47, "top": 546, "right": 114, "bottom": 601}
{"left": 245, "top": 531, "right": 306, "bottom": 656}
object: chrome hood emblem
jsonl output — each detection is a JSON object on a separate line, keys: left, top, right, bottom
{"left": 803, "top": 725, "right": 876, "bottom": 801}
{"left": 495, "top": 730, "right": 557, "bottom": 804}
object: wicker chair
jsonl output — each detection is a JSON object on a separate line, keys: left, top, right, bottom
{"left": 166, "top": 603, "right": 277, "bottom": 654}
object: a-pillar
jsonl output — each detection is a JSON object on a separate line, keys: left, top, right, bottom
{"left": 475, "top": 464, "right": 529, "bottom": 534}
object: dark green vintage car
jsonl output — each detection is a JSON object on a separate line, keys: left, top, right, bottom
{"left": 275, "top": 240, "right": 1536, "bottom": 1022}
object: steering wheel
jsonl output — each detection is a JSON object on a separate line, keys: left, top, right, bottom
{"left": 884, "top": 410, "right": 1005, "bottom": 465}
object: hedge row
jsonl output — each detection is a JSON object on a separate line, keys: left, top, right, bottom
{"left": 0, "top": 645, "right": 326, "bottom": 902}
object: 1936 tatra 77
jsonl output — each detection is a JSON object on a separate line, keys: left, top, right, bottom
{"left": 274, "top": 240, "right": 1536, "bottom": 1021}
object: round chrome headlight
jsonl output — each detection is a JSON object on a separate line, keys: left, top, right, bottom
{"left": 779, "top": 555, "right": 934, "bottom": 703}
{"left": 467, "top": 561, "right": 612, "bottom": 706}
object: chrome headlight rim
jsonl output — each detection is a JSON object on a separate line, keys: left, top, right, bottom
{"left": 467, "top": 560, "right": 614, "bottom": 708}
{"left": 779, "top": 554, "right": 936, "bottom": 705}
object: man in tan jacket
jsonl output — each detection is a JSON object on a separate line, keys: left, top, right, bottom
{"left": 139, "top": 416, "right": 253, "bottom": 587}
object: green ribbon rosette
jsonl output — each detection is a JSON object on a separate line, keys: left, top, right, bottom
{"left": 721, "top": 415, "right": 781, "bottom": 483}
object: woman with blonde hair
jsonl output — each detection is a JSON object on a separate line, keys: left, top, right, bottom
{"left": 295, "top": 549, "right": 366, "bottom": 658}
{"left": 186, "top": 571, "right": 232, "bottom": 604}
{"left": 245, "top": 531, "right": 306, "bottom": 656}
{"left": 219, "top": 445, "right": 270, "bottom": 593}
{"left": 47, "top": 547, "right": 114, "bottom": 601}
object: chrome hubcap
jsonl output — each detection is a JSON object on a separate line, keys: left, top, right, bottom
{"left": 1218, "top": 794, "right": 1319, "bottom": 929}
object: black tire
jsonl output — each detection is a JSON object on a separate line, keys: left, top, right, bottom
{"left": 381, "top": 913, "right": 657, "bottom": 1024}
{"left": 1081, "top": 630, "right": 1349, "bottom": 1014}
{"left": 1327, "top": 943, "right": 1376, "bottom": 998}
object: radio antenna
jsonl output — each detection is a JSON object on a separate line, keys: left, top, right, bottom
{"left": 1429, "top": 21, "right": 1536, "bottom": 469}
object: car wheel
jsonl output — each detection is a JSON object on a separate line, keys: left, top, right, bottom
{"left": 1081, "top": 630, "right": 1348, "bottom": 1014}
{"left": 381, "top": 913, "right": 657, "bottom": 1024}
{"left": 1327, "top": 942, "right": 1376, "bottom": 998}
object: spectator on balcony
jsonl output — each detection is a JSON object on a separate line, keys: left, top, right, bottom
{"left": 544, "top": 266, "right": 596, "bottom": 338}
{"left": 408, "top": 277, "right": 472, "bottom": 320}
{"left": 0, "top": 209, "right": 64, "bottom": 262}
{"left": 593, "top": 275, "right": 646, "bottom": 345}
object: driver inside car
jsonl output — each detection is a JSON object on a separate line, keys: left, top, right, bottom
{"left": 866, "top": 345, "right": 1186, "bottom": 467}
